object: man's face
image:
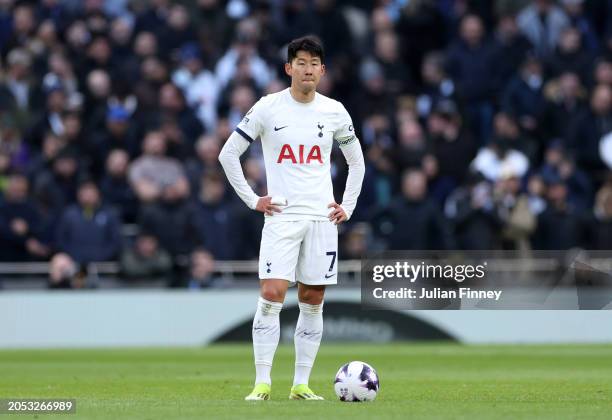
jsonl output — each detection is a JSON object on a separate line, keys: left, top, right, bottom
{"left": 78, "top": 184, "right": 100, "bottom": 208}
{"left": 6, "top": 175, "right": 28, "bottom": 202}
{"left": 285, "top": 51, "right": 325, "bottom": 93}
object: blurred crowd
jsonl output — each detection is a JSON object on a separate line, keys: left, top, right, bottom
{"left": 0, "top": 0, "right": 612, "bottom": 288}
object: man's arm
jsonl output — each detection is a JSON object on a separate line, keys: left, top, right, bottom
{"left": 218, "top": 132, "right": 283, "bottom": 215}
{"left": 218, "top": 131, "right": 260, "bottom": 209}
{"left": 338, "top": 139, "right": 365, "bottom": 220}
{"left": 329, "top": 139, "right": 365, "bottom": 224}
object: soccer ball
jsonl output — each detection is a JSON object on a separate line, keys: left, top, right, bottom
{"left": 334, "top": 361, "right": 380, "bottom": 402}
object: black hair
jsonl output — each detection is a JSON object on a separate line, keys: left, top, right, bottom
{"left": 287, "top": 35, "right": 324, "bottom": 63}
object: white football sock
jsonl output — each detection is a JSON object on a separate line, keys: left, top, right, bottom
{"left": 252, "top": 297, "right": 283, "bottom": 385}
{"left": 293, "top": 301, "right": 323, "bottom": 386}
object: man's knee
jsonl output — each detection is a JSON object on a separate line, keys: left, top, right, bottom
{"left": 298, "top": 285, "right": 325, "bottom": 305}
{"left": 260, "top": 280, "right": 287, "bottom": 302}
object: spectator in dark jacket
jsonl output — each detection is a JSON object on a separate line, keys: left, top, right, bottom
{"left": 372, "top": 169, "right": 454, "bottom": 250}
{"left": 32, "top": 147, "right": 82, "bottom": 213}
{"left": 120, "top": 232, "right": 173, "bottom": 283}
{"left": 100, "top": 149, "right": 138, "bottom": 223}
{"left": 492, "top": 14, "right": 533, "bottom": 89}
{"left": 541, "top": 71, "right": 588, "bottom": 141}
{"left": 546, "top": 27, "right": 593, "bottom": 81}
{"left": 534, "top": 177, "right": 586, "bottom": 249}
{"left": 194, "top": 171, "right": 234, "bottom": 260}
{"left": 0, "top": 173, "right": 50, "bottom": 261}
{"left": 565, "top": 84, "right": 612, "bottom": 178}
{"left": 446, "top": 14, "right": 497, "bottom": 144}
{"left": 56, "top": 180, "right": 122, "bottom": 263}
{"left": 445, "top": 176, "right": 503, "bottom": 250}
{"left": 427, "top": 100, "right": 477, "bottom": 203}
{"left": 501, "top": 55, "right": 546, "bottom": 137}
{"left": 137, "top": 176, "right": 201, "bottom": 258}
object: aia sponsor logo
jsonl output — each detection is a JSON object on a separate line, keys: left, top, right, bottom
{"left": 277, "top": 144, "right": 323, "bottom": 164}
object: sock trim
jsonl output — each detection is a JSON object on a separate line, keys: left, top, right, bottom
{"left": 258, "top": 297, "right": 283, "bottom": 315}
{"left": 298, "top": 301, "right": 323, "bottom": 314}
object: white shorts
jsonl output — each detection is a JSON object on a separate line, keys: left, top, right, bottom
{"left": 259, "top": 219, "right": 338, "bottom": 285}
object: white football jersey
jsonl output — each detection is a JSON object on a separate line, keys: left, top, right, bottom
{"left": 235, "top": 88, "right": 357, "bottom": 221}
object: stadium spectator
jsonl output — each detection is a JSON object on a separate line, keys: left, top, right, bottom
{"left": 0, "top": 173, "right": 50, "bottom": 261}
{"left": 172, "top": 43, "right": 221, "bottom": 133}
{"left": 158, "top": 4, "right": 197, "bottom": 55}
{"left": 392, "top": 118, "right": 428, "bottom": 171}
{"left": 426, "top": 100, "right": 476, "bottom": 203}
{"left": 501, "top": 55, "right": 546, "bottom": 137}
{"left": 128, "top": 130, "right": 186, "bottom": 204}
{"left": 492, "top": 13, "right": 533, "bottom": 89}
{"left": 56, "top": 180, "right": 122, "bottom": 263}
{"left": 560, "top": 0, "right": 599, "bottom": 52}
{"left": 32, "top": 147, "right": 82, "bottom": 212}
{"left": 215, "top": 19, "right": 274, "bottom": 90}
{"left": 152, "top": 82, "right": 204, "bottom": 159}
{"left": 341, "top": 222, "right": 372, "bottom": 259}
{"left": 546, "top": 27, "right": 593, "bottom": 81}
{"left": 490, "top": 112, "right": 537, "bottom": 164}
{"left": 0, "top": 48, "right": 41, "bottom": 129}
{"left": 24, "top": 79, "right": 67, "bottom": 150}
{"left": 185, "top": 134, "right": 223, "bottom": 193}
{"left": 446, "top": 14, "right": 497, "bottom": 144}
{"left": 89, "top": 104, "right": 141, "bottom": 173}
{"left": 120, "top": 232, "right": 173, "bottom": 283}
{"left": 228, "top": 157, "right": 264, "bottom": 260}
{"left": 565, "top": 84, "right": 612, "bottom": 179}
{"left": 26, "top": 131, "right": 63, "bottom": 181}
{"left": 372, "top": 169, "right": 454, "bottom": 250}
{"left": 186, "top": 247, "right": 220, "bottom": 289}
{"left": 416, "top": 51, "right": 457, "bottom": 120}
{"left": 192, "top": 0, "right": 234, "bottom": 57}
{"left": 194, "top": 170, "right": 234, "bottom": 260}
{"left": 541, "top": 71, "right": 587, "bottom": 141}
{"left": 44, "top": 52, "right": 80, "bottom": 110}
{"left": 445, "top": 175, "right": 502, "bottom": 250}
{"left": 0, "top": 117, "right": 28, "bottom": 172}
{"left": 2, "top": 4, "right": 37, "bottom": 58}
{"left": 471, "top": 119, "right": 530, "bottom": 183}
{"left": 136, "top": 176, "right": 201, "bottom": 260}
{"left": 588, "top": 176, "right": 612, "bottom": 249}
{"left": 99, "top": 149, "right": 138, "bottom": 223}
{"left": 526, "top": 173, "right": 548, "bottom": 215}
{"left": 539, "top": 141, "right": 592, "bottom": 210}
{"left": 517, "top": 0, "right": 570, "bottom": 58}
{"left": 47, "top": 252, "right": 84, "bottom": 289}
{"left": 396, "top": 0, "right": 446, "bottom": 84}
{"left": 369, "top": 30, "right": 409, "bottom": 97}
{"left": 534, "top": 177, "right": 586, "bottom": 249}
{"left": 493, "top": 170, "right": 536, "bottom": 251}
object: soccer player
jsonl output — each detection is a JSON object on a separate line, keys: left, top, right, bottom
{"left": 219, "top": 36, "right": 365, "bottom": 401}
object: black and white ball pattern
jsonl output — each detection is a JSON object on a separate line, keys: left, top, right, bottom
{"left": 334, "top": 361, "right": 380, "bottom": 402}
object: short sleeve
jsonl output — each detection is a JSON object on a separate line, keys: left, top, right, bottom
{"left": 333, "top": 104, "right": 357, "bottom": 147}
{"left": 235, "top": 98, "right": 266, "bottom": 143}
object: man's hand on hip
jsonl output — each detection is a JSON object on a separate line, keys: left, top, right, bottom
{"left": 328, "top": 202, "right": 348, "bottom": 225}
{"left": 256, "top": 196, "right": 283, "bottom": 216}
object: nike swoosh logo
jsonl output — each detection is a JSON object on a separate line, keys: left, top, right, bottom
{"left": 274, "top": 125, "right": 288, "bottom": 131}
{"left": 325, "top": 273, "right": 336, "bottom": 279}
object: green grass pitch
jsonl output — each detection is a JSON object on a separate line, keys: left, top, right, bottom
{"left": 1, "top": 343, "right": 612, "bottom": 419}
